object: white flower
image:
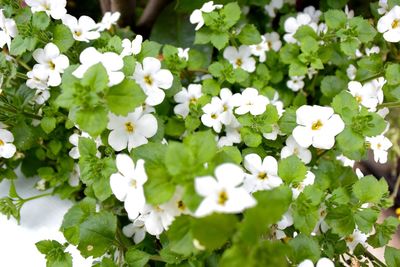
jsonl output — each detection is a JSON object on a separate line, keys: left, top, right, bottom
{"left": 0, "top": 9, "right": 18, "bottom": 50}
{"left": 264, "top": 0, "right": 283, "bottom": 18}
{"left": 223, "top": 45, "right": 256, "bottom": 73}
{"left": 377, "top": 6, "right": 400, "bottom": 42}
{"left": 107, "top": 107, "right": 158, "bottom": 152}
{"left": 378, "top": 0, "right": 389, "bottom": 15}
{"left": 232, "top": 88, "right": 269, "bottom": 116}
{"left": 25, "top": 0, "right": 67, "bottom": 20}
{"left": 264, "top": 32, "right": 282, "bottom": 51}
{"left": 366, "top": 135, "right": 392, "bottom": 164}
{"left": 34, "top": 89, "right": 50, "bottom": 104}
{"left": 348, "top": 81, "right": 380, "bottom": 111}
{"left": 110, "top": 154, "right": 147, "bottom": 219}
{"left": 346, "top": 64, "right": 357, "bottom": 80}
{"left": 365, "top": 46, "right": 380, "bottom": 56}
{"left": 298, "top": 258, "right": 334, "bottom": 267}
{"left": 68, "top": 164, "right": 80, "bottom": 187}
{"left": 287, "top": 76, "right": 305, "bottom": 92}
{"left": 32, "top": 43, "right": 69, "bottom": 87}
{"left": 281, "top": 135, "right": 312, "bottom": 164}
{"left": 291, "top": 171, "right": 315, "bottom": 199}
{"left": 133, "top": 57, "right": 173, "bottom": 106}
{"left": 73, "top": 47, "right": 124, "bottom": 86}
{"left": 345, "top": 5, "right": 354, "bottom": 18}
{"left": 201, "top": 88, "right": 237, "bottom": 132}
{"left": 293, "top": 105, "right": 345, "bottom": 149}
{"left": 121, "top": 35, "right": 143, "bottom": 57}
{"left": 174, "top": 84, "right": 203, "bottom": 118}
{"left": 217, "top": 118, "right": 241, "bottom": 147}
{"left": 345, "top": 228, "right": 368, "bottom": 251}
{"left": 263, "top": 124, "right": 283, "bottom": 140}
{"left": 336, "top": 154, "right": 355, "bottom": 167}
{"left": 194, "top": 163, "right": 256, "bottom": 217}
{"left": 68, "top": 131, "right": 102, "bottom": 159}
{"left": 250, "top": 36, "right": 269, "bottom": 62}
{"left": 0, "top": 128, "right": 16, "bottom": 159}
{"left": 284, "top": 13, "right": 317, "bottom": 43}
{"left": 243, "top": 153, "right": 283, "bottom": 193}
{"left": 274, "top": 211, "right": 294, "bottom": 240}
{"left": 189, "top": 1, "right": 223, "bottom": 31}
{"left": 62, "top": 14, "right": 100, "bottom": 42}
{"left": 123, "top": 216, "right": 147, "bottom": 244}
{"left": 178, "top": 48, "right": 190, "bottom": 61}
{"left": 26, "top": 65, "right": 49, "bottom": 91}
{"left": 97, "top": 12, "right": 120, "bottom": 31}
{"left": 303, "top": 6, "right": 322, "bottom": 23}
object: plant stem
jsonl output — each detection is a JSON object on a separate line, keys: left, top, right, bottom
{"left": 390, "top": 174, "right": 400, "bottom": 199}
{"left": 15, "top": 58, "right": 31, "bottom": 71}
{"left": 187, "top": 68, "right": 209, "bottom": 74}
{"left": 149, "top": 255, "right": 165, "bottom": 262}
{"left": 22, "top": 192, "right": 52, "bottom": 203}
{"left": 364, "top": 250, "right": 387, "bottom": 267}
{"left": 377, "top": 101, "right": 400, "bottom": 109}
{"left": 359, "top": 72, "right": 384, "bottom": 83}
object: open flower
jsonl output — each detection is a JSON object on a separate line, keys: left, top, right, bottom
{"left": 121, "top": 35, "right": 143, "bottom": 57}
{"left": 366, "top": 134, "right": 392, "bottom": 164}
{"left": 217, "top": 118, "right": 241, "bottom": 147}
{"left": 287, "top": 76, "right": 305, "bottom": 92}
{"left": 0, "top": 9, "right": 18, "bottom": 50}
{"left": 377, "top": 5, "right": 400, "bottom": 42}
{"left": 284, "top": 13, "right": 317, "bottom": 43}
{"left": 32, "top": 43, "right": 69, "bottom": 87}
{"left": 25, "top": 0, "right": 67, "bottom": 20}
{"left": 291, "top": 171, "right": 315, "bottom": 199}
{"left": 73, "top": 47, "right": 124, "bottom": 86}
{"left": 26, "top": 65, "right": 49, "bottom": 91}
{"left": 174, "top": 84, "right": 203, "bottom": 118}
{"left": 107, "top": 107, "right": 158, "bottom": 152}
{"left": 178, "top": 48, "right": 190, "bottom": 61}
{"left": 223, "top": 45, "right": 256, "bottom": 73}
{"left": 194, "top": 163, "right": 256, "bottom": 217}
{"left": 97, "top": 12, "right": 120, "bottom": 31}
{"left": 110, "top": 154, "right": 147, "bottom": 220}
{"left": 292, "top": 105, "right": 345, "bottom": 149}
{"left": 243, "top": 153, "right": 283, "bottom": 193}
{"left": 348, "top": 81, "right": 380, "bottom": 111}
{"left": 0, "top": 128, "right": 16, "bottom": 159}
{"left": 123, "top": 216, "right": 147, "bottom": 244}
{"left": 232, "top": 88, "right": 269, "bottom": 116}
{"left": 133, "top": 57, "right": 173, "bottom": 106}
{"left": 190, "top": 1, "right": 223, "bottom": 31}
{"left": 281, "top": 135, "right": 312, "bottom": 164}
{"left": 249, "top": 32, "right": 283, "bottom": 61}
{"left": 62, "top": 14, "right": 100, "bottom": 42}
{"left": 378, "top": 0, "right": 389, "bottom": 15}
{"left": 344, "top": 228, "right": 368, "bottom": 252}
{"left": 264, "top": 0, "right": 283, "bottom": 18}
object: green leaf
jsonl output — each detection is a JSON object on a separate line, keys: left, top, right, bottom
{"left": 210, "top": 32, "right": 229, "bottom": 50}
{"left": 192, "top": 213, "right": 238, "bottom": 250}
{"left": 240, "top": 127, "right": 262, "bottom": 147}
{"left": 324, "top": 10, "right": 347, "bottom": 29}
{"left": 73, "top": 106, "right": 108, "bottom": 137}
{"left": 340, "top": 38, "right": 360, "bottom": 56}
{"left": 52, "top": 24, "right": 75, "bottom": 53}
{"left": 349, "top": 17, "right": 377, "bottom": 43}
{"left": 326, "top": 205, "right": 355, "bottom": 236}
{"left": 386, "top": 64, "right": 400, "bottom": 85}
{"left": 40, "top": 117, "right": 57, "bottom": 134}
{"left": 78, "top": 211, "right": 117, "bottom": 258}
{"left": 221, "top": 2, "right": 241, "bottom": 28}
{"left": 36, "top": 240, "right": 73, "bottom": 267}
{"left": 369, "top": 217, "right": 400, "bottom": 248}
{"left": 237, "top": 24, "right": 262, "bottom": 45}
{"left": 300, "top": 36, "right": 319, "bottom": 54}
{"left": 78, "top": 137, "right": 97, "bottom": 157}
{"left": 353, "top": 175, "right": 388, "bottom": 204}
{"left": 165, "top": 215, "right": 196, "bottom": 256}
{"left": 278, "top": 156, "right": 307, "bottom": 184}
{"left": 105, "top": 79, "right": 146, "bottom": 116}
{"left": 336, "top": 128, "right": 365, "bottom": 159}
{"left": 331, "top": 91, "right": 359, "bottom": 115}
{"left": 184, "top": 131, "right": 217, "bottom": 164}
{"left": 289, "top": 234, "right": 321, "bottom": 263}
{"left": 32, "top": 11, "right": 50, "bottom": 30}
{"left": 385, "top": 246, "right": 400, "bottom": 267}
{"left": 125, "top": 248, "right": 150, "bottom": 267}
{"left": 354, "top": 208, "right": 379, "bottom": 234}
{"left": 278, "top": 108, "right": 297, "bottom": 134}
{"left": 321, "top": 76, "right": 347, "bottom": 98}
{"left": 81, "top": 63, "right": 109, "bottom": 92}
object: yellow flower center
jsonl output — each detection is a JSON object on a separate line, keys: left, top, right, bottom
{"left": 223, "top": 104, "right": 228, "bottom": 112}
{"left": 235, "top": 58, "right": 242, "bottom": 67}
{"left": 218, "top": 190, "right": 228, "bottom": 205}
{"left": 345, "top": 235, "right": 354, "bottom": 243}
{"left": 211, "top": 113, "right": 218, "bottom": 119}
{"left": 311, "top": 120, "right": 323, "bottom": 131}
{"left": 177, "top": 200, "right": 186, "bottom": 211}
{"left": 75, "top": 30, "right": 82, "bottom": 37}
{"left": 293, "top": 147, "right": 299, "bottom": 155}
{"left": 189, "top": 97, "right": 197, "bottom": 105}
{"left": 130, "top": 179, "right": 137, "bottom": 188}
{"left": 392, "top": 19, "right": 400, "bottom": 29}
{"left": 377, "top": 143, "right": 382, "bottom": 149}
{"left": 144, "top": 75, "right": 153, "bottom": 86}
{"left": 0, "top": 139, "right": 4, "bottom": 146}
{"left": 257, "top": 172, "right": 268, "bottom": 180}
{"left": 355, "top": 95, "right": 362, "bottom": 103}
{"left": 125, "top": 122, "right": 135, "bottom": 133}
{"left": 49, "top": 61, "right": 55, "bottom": 70}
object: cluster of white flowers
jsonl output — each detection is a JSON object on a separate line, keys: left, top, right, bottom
{"left": 0, "top": 9, "right": 18, "bottom": 50}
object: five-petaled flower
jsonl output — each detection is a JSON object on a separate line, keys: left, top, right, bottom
{"left": 377, "top": 5, "right": 400, "bottom": 42}
{"left": 25, "top": 0, "right": 67, "bottom": 20}
{"left": 223, "top": 45, "right": 256, "bottom": 73}
{"left": 62, "top": 14, "right": 101, "bottom": 42}
{"left": 0, "top": 9, "right": 17, "bottom": 50}
{"left": 232, "top": 88, "right": 270, "bottom": 116}
{"left": 174, "top": 84, "right": 203, "bottom": 118}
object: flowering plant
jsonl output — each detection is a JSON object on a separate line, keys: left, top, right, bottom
{"left": 1, "top": 0, "right": 400, "bottom": 266}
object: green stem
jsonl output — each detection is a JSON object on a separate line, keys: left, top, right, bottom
{"left": 15, "top": 58, "right": 32, "bottom": 71}
{"left": 377, "top": 101, "right": 400, "bottom": 108}
{"left": 0, "top": 105, "right": 42, "bottom": 120}
{"left": 187, "top": 68, "right": 209, "bottom": 74}
{"left": 149, "top": 255, "right": 165, "bottom": 262}
{"left": 22, "top": 192, "right": 52, "bottom": 203}
{"left": 359, "top": 72, "right": 384, "bottom": 83}
{"left": 364, "top": 250, "right": 387, "bottom": 267}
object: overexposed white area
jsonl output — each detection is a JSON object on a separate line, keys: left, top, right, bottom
{"left": 0, "top": 174, "right": 92, "bottom": 266}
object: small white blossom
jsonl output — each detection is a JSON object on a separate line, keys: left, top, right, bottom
{"left": 377, "top": 5, "right": 400, "bottom": 42}
{"left": 263, "top": 124, "right": 283, "bottom": 140}
{"left": 223, "top": 45, "right": 256, "bottom": 73}
{"left": 190, "top": 1, "right": 223, "bottom": 31}
{"left": 348, "top": 81, "right": 380, "bottom": 111}
{"left": 291, "top": 171, "right": 315, "bottom": 199}
{"left": 62, "top": 14, "right": 100, "bottom": 42}
{"left": 133, "top": 57, "right": 173, "bottom": 106}
{"left": 107, "top": 107, "right": 158, "bottom": 152}
{"left": 68, "top": 131, "right": 102, "bottom": 159}
{"left": 298, "top": 258, "right": 334, "bottom": 267}
{"left": 217, "top": 118, "right": 241, "bottom": 147}
{"left": 378, "top": 0, "right": 389, "bottom": 15}
{"left": 293, "top": 105, "right": 345, "bottom": 149}
{"left": 303, "top": 6, "right": 322, "bottom": 23}
{"left": 345, "top": 228, "right": 368, "bottom": 252}
{"left": 34, "top": 89, "right": 50, "bottom": 104}
{"left": 25, "top": 0, "right": 67, "bottom": 20}
{"left": 0, "top": 9, "right": 18, "bottom": 50}
{"left": 366, "top": 134, "right": 392, "bottom": 164}
{"left": 274, "top": 211, "right": 294, "bottom": 240}
{"left": 232, "top": 88, "right": 270, "bottom": 116}
{"left": 123, "top": 216, "right": 147, "bottom": 244}
{"left": 174, "top": 84, "right": 203, "bottom": 118}
{"left": 287, "top": 76, "right": 305, "bottom": 92}
{"left": 336, "top": 154, "right": 355, "bottom": 167}
{"left": 194, "top": 163, "right": 256, "bottom": 217}
{"left": 345, "top": 5, "right": 354, "bottom": 18}
{"left": 68, "top": 164, "right": 80, "bottom": 187}
{"left": 32, "top": 43, "right": 69, "bottom": 87}
{"left": 264, "top": 0, "right": 283, "bottom": 18}
{"left": 281, "top": 135, "right": 312, "bottom": 164}
{"left": 284, "top": 13, "right": 317, "bottom": 43}
{"left": 0, "top": 128, "right": 16, "bottom": 159}
{"left": 243, "top": 153, "right": 283, "bottom": 193}
{"left": 177, "top": 48, "right": 190, "bottom": 61}
{"left": 110, "top": 154, "right": 147, "bottom": 219}
{"left": 346, "top": 64, "right": 357, "bottom": 80}
{"left": 73, "top": 47, "right": 124, "bottom": 86}
{"left": 121, "top": 35, "right": 143, "bottom": 57}
{"left": 250, "top": 32, "right": 282, "bottom": 61}
{"left": 365, "top": 46, "right": 380, "bottom": 56}
{"left": 26, "top": 65, "right": 49, "bottom": 91}
{"left": 97, "top": 12, "right": 120, "bottom": 31}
